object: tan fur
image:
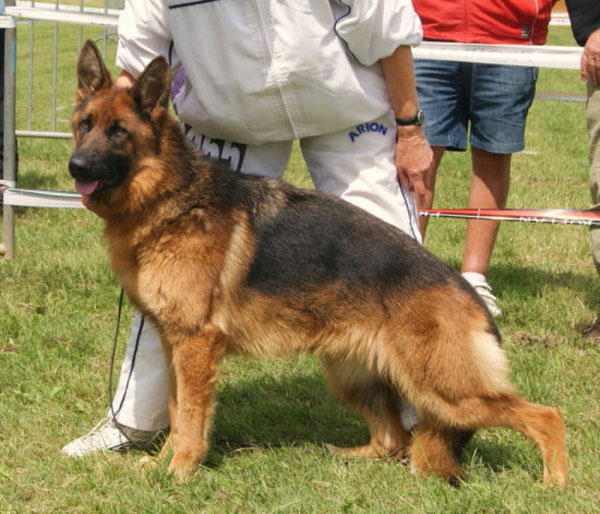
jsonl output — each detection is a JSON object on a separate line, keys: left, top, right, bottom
{"left": 471, "top": 329, "right": 513, "bottom": 395}
{"left": 70, "top": 41, "right": 568, "bottom": 486}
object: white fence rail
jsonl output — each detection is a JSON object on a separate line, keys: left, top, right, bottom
{"left": 0, "top": 5, "right": 583, "bottom": 260}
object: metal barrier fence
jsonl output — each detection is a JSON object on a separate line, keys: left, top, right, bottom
{"left": 0, "top": 6, "right": 584, "bottom": 260}
{"left": 8, "top": 1, "right": 121, "bottom": 139}
{"left": 0, "top": 1, "right": 120, "bottom": 259}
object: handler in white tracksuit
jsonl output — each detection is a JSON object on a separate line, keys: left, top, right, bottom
{"left": 64, "top": 0, "right": 431, "bottom": 447}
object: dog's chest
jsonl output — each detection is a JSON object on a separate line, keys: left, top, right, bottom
{"left": 104, "top": 230, "right": 145, "bottom": 303}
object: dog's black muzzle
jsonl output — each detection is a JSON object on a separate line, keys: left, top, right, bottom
{"left": 68, "top": 151, "right": 94, "bottom": 180}
{"left": 68, "top": 149, "right": 130, "bottom": 193}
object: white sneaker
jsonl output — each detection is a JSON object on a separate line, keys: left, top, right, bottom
{"left": 461, "top": 272, "right": 502, "bottom": 318}
{"left": 60, "top": 417, "right": 163, "bottom": 457}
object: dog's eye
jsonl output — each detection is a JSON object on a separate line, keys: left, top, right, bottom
{"left": 108, "top": 123, "right": 129, "bottom": 138}
{"left": 78, "top": 117, "right": 92, "bottom": 133}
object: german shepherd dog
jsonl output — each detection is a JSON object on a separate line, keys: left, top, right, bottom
{"left": 69, "top": 41, "right": 567, "bottom": 486}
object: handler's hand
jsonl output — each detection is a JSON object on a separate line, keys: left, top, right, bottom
{"left": 115, "top": 70, "right": 136, "bottom": 89}
{"left": 581, "top": 29, "right": 600, "bottom": 86}
{"left": 395, "top": 126, "right": 433, "bottom": 196}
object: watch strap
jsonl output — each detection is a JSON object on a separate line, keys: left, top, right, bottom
{"left": 395, "top": 108, "right": 424, "bottom": 126}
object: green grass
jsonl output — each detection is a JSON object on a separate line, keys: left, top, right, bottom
{"left": 2, "top": 21, "right": 600, "bottom": 513}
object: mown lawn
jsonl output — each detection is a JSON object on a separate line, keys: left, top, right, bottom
{"left": 1, "top": 19, "right": 599, "bottom": 514}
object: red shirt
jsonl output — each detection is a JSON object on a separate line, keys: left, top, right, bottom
{"left": 413, "top": 0, "right": 556, "bottom": 45}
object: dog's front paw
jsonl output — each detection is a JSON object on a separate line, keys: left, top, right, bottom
{"left": 168, "top": 450, "right": 201, "bottom": 481}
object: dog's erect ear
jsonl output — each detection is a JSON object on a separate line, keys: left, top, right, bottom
{"left": 76, "top": 40, "right": 112, "bottom": 101}
{"left": 132, "top": 56, "right": 171, "bottom": 115}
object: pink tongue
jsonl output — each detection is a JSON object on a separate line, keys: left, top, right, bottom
{"left": 75, "top": 180, "right": 99, "bottom": 195}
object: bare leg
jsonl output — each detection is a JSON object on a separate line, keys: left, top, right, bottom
{"left": 415, "top": 146, "right": 446, "bottom": 240}
{"left": 461, "top": 147, "right": 511, "bottom": 275}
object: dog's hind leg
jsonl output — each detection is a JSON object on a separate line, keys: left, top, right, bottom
{"left": 323, "top": 357, "right": 410, "bottom": 459}
{"left": 490, "top": 395, "right": 568, "bottom": 487}
{"left": 408, "top": 425, "right": 467, "bottom": 484}
{"left": 409, "top": 393, "right": 568, "bottom": 486}
{"left": 166, "top": 326, "right": 225, "bottom": 480}
{"left": 387, "top": 302, "right": 567, "bottom": 485}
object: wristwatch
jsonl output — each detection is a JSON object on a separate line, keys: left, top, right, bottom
{"left": 395, "top": 108, "right": 425, "bottom": 127}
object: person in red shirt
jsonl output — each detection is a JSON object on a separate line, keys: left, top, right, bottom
{"left": 413, "top": 0, "right": 556, "bottom": 317}
{"left": 415, "top": 0, "right": 553, "bottom": 45}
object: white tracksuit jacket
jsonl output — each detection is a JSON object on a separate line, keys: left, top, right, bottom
{"left": 116, "top": 0, "right": 423, "bottom": 146}
{"left": 102, "top": 0, "right": 424, "bottom": 434}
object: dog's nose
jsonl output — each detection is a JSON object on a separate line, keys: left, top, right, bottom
{"left": 68, "top": 153, "right": 90, "bottom": 178}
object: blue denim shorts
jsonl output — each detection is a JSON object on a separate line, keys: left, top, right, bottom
{"left": 414, "top": 59, "right": 538, "bottom": 153}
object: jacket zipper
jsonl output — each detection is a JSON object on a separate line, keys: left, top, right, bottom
{"left": 251, "top": 0, "right": 297, "bottom": 138}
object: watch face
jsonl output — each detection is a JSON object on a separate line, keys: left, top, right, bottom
{"left": 417, "top": 109, "right": 425, "bottom": 126}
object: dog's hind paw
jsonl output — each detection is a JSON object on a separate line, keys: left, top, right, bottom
{"left": 543, "top": 464, "right": 568, "bottom": 487}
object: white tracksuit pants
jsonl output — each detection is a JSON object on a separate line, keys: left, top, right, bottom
{"left": 109, "top": 112, "right": 421, "bottom": 431}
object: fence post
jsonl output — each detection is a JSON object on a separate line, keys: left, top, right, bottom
{"left": 0, "top": 0, "right": 16, "bottom": 260}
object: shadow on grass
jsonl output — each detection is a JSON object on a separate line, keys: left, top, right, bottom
{"left": 488, "top": 263, "right": 600, "bottom": 314}
{"left": 179, "top": 369, "right": 537, "bottom": 477}
{"left": 440, "top": 257, "right": 600, "bottom": 315}
{"left": 206, "top": 369, "right": 361, "bottom": 467}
